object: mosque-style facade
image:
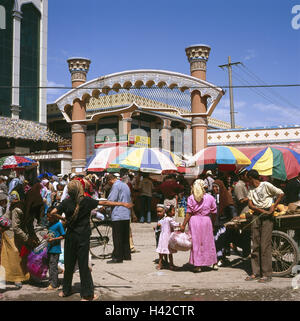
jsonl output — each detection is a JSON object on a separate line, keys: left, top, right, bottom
{"left": 48, "top": 45, "right": 227, "bottom": 174}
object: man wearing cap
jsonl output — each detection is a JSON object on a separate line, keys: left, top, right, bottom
{"left": 246, "top": 169, "right": 284, "bottom": 283}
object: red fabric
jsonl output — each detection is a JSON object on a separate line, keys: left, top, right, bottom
{"left": 20, "top": 245, "right": 30, "bottom": 257}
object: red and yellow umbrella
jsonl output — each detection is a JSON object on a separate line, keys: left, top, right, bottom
{"left": 187, "top": 146, "right": 251, "bottom": 170}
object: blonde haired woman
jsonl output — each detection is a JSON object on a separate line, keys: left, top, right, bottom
{"left": 50, "top": 180, "right": 132, "bottom": 301}
{"left": 180, "top": 179, "right": 217, "bottom": 272}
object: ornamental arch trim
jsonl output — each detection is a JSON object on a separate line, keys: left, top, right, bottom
{"left": 55, "top": 69, "right": 224, "bottom": 122}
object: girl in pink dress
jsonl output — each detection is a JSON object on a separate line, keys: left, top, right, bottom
{"left": 156, "top": 205, "right": 180, "bottom": 270}
{"left": 181, "top": 179, "right": 217, "bottom": 272}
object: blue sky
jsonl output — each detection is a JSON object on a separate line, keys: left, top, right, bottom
{"left": 47, "top": 0, "right": 300, "bottom": 128}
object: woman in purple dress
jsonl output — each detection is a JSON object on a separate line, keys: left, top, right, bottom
{"left": 180, "top": 179, "right": 217, "bottom": 272}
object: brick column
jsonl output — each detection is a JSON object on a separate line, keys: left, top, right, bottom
{"left": 71, "top": 100, "right": 87, "bottom": 172}
{"left": 161, "top": 119, "right": 171, "bottom": 151}
{"left": 185, "top": 44, "right": 211, "bottom": 154}
{"left": 67, "top": 57, "right": 91, "bottom": 173}
{"left": 121, "top": 112, "right": 132, "bottom": 136}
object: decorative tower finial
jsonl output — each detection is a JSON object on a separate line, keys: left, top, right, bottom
{"left": 185, "top": 44, "right": 211, "bottom": 80}
{"left": 67, "top": 57, "right": 91, "bottom": 88}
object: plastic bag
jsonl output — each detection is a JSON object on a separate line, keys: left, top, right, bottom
{"left": 169, "top": 231, "right": 192, "bottom": 251}
{"left": 27, "top": 247, "right": 48, "bottom": 280}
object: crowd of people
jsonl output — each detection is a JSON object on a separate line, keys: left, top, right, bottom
{"left": 0, "top": 166, "right": 298, "bottom": 300}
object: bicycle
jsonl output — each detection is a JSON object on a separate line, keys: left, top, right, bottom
{"left": 89, "top": 213, "right": 113, "bottom": 259}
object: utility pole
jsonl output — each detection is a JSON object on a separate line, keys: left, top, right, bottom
{"left": 218, "top": 57, "right": 242, "bottom": 129}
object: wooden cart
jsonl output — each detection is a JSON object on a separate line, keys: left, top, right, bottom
{"left": 225, "top": 212, "right": 300, "bottom": 277}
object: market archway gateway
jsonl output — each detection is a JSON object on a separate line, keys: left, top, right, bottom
{"left": 53, "top": 45, "right": 225, "bottom": 173}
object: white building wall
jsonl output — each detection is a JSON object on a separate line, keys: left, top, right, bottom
{"left": 12, "top": 0, "right": 48, "bottom": 123}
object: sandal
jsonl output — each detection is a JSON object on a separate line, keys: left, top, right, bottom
{"left": 169, "top": 265, "right": 179, "bottom": 271}
{"left": 81, "top": 294, "right": 99, "bottom": 301}
{"left": 193, "top": 266, "right": 201, "bottom": 273}
{"left": 258, "top": 277, "right": 272, "bottom": 283}
{"left": 245, "top": 274, "right": 260, "bottom": 281}
{"left": 46, "top": 285, "right": 57, "bottom": 291}
{"left": 58, "top": 291, "right": 72, "bottom": 298}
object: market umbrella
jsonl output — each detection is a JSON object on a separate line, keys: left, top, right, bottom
{"left": 186, "top": 146, "right": 251, "bottom": 170}
{"left": 153, "top": 148, "right": 183, "bottom": 167}
{"left": 245, "top": 146, "right": 300, "bottom": 181}
{"left": 85, "top": 146, "right": 128, "bottom": 172}
{"left": 109, "top": 147, "right": 178, "bottom": 174}
{"left": 0, "top": 155, "right": 38, "bottom": 170}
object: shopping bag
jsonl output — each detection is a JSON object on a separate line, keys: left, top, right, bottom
{"left": 27, "top": 247, "right": 48, "bottom": 280}
{"left": 0, "top": 216, "right": 11, "bottom": 229}
{"left": 178, "top": 207, "right": 185, "bottom": 218}
{"left": 169, "top": 231, "right": 192, "bottom": 251}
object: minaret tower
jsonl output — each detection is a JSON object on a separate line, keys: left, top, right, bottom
{"left": 185, "top": 44, "right": 211, "bottom": 154}
{"left": 67, "top": 57, "right": 91, "bottom": 173}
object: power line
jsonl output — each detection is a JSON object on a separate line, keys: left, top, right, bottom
{"left": 237, "top": 64, "right": 299, "bottom": 109}
{"left": 231, "top": 70, "right": 284, "bottom": 107}
{"left": 1, "top": 84, "right": 300, "bottom": 89}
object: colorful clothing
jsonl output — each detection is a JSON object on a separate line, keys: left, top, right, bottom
{"left": 47, "top": 221, "right": 65, "bottom": 254}
{"left": 187, "top": 193, "right": 217, "bottom": 267}
{"left": 156, "top": 216, "right": 180, "bottom": 254}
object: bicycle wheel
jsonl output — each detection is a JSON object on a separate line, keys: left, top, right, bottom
{"left": 272, "top": 230, "right": 299, "bottom": 277}
{"left": 90, "top": 220, "right": 113, "bottom": 259}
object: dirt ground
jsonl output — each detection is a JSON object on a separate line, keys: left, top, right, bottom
{"left": 1, "top": 219, "right": 300, "bottom": 301}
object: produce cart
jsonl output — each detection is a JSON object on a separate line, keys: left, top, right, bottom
{"left": 225, "top": 210, "right": 300, "bottom": 277}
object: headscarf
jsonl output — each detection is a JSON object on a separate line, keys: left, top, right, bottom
{"left": 12, "top": 183, "right": 25, "bottom": 201}
{"left": 191, "top": 179, "right": 206, "bottom": 203}
{"left": 8, "top": 178, "right": 21, "bottom": 194}
{"left": 40, "top": 179, "right": 49, "bottom": 197}
{"left": 41, "top": 179, "right": 49, "bottom": 188}
{"left": 67, "top": 180, "right": 85, "bottom": 227}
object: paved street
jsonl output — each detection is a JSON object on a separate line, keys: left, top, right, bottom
{"left": 1, "top": 220, "right": 300, "bottom": 301}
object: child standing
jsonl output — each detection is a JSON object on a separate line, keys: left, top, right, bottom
{"left": 153, "top": 204, "right": 166, "bottom": 247}
{"left": 156, "top": 205, "right": 180, "bottom": 270}
{"left": 46, "top": 207, "right": 65, "bottom": 290}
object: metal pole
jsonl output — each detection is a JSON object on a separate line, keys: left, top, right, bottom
{"left": 228, "top": 56, "right": 235, "bottom": 129}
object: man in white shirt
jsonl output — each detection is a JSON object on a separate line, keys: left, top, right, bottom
{"left": 60, "top": 173, "right": 77, "bottom": 202}
{"left": 245, "top": 169, "right": 284, "bottom": 283}
{"left": 204, "top": 170, "right": 215, "bottom": 194}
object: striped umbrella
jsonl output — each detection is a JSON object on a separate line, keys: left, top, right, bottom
{"left": 187, "top": 146, "right": 251, "bottom": 169}
{"left": 85, "top": 146, "right": 128, "bottom": 172}
{"left": 109, "top": 147, "right": 178, "bottom": 174}
{"left": 246, "top": 146, "right": 300, "bottom": 181}
{"left": 153, "top": 148, "right": 183, "bottom": 167}
{"left": 0, "top": 155, "right": 38, "bottom": 169}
